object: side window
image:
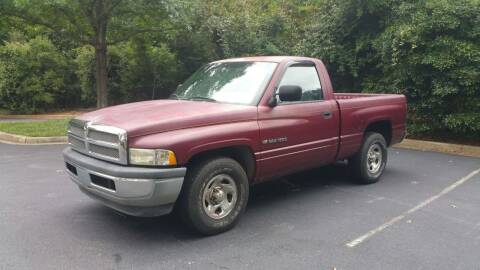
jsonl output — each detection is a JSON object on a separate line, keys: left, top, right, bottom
{"left": 277, "top": 65, "right": 323, "bottom": 103}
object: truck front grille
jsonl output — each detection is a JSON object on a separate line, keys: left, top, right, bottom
{"left": 89, "top": 144, "right": 120, "bottom": 159}
{"left": 67, "top": 119, "right": 128, "bottom": 164}
{"left": 69, "top": 124, "right": 84, "bottom": 137}
{"left": 68, "top": 135, "right": 86, "bottom": 151}
{"left": 87, "top": 129, "right": 118, "bottom": 144}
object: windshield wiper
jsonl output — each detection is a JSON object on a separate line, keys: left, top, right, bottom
{"left": 187, "top": 96, "right": 217, "bottom": 102}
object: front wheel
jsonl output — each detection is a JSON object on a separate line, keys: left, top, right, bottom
{"left": 177, "top": 157, "right": 249, "bottom": 235}
{"left": 350, "top": 132, "right": 388, "bottom": 184}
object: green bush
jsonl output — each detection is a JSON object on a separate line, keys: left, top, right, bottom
{"left": 296, "top": 0, "right": 479, "bottom": 140}
{"left": 0, "top": 36, "right": 75, "bottom": 113}
{"left": 364, "top": 0, "right": 480, "bottom": 138}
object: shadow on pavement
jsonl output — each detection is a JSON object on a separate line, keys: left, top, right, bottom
{"left": 68, "top": 163, "right": 355, "bottom": 240}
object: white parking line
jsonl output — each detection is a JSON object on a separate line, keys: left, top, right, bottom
{"left": 346, "top": 167, "right": 480, "bottom": 248}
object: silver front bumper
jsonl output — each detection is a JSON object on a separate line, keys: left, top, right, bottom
{"left": 63, "top": 147, "right": 186, "bottom": 217}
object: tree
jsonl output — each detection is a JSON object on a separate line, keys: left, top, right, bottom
{"left": 296, "top": 0, "right": 396, "bottom": 91}
{"left": 197, "top": 0, "right": 320, "bottom": 58}
{"left": 0, "top": 0, "right": 172, "bottom": 108}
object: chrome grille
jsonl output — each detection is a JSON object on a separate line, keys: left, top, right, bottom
{"left": 67, "top": 119, "right": 127, "bottom": 164}
{"left": 87, "top": 130, "right": 118, "bottom": 144}
{"left": 69, "top": 119, "right": 85, "bottom": 137}
{"left": 89, "top": 144, "right": 120, "bottom": 159}
{"left": 68, "top": 135, "right": 86, "bottom": 151}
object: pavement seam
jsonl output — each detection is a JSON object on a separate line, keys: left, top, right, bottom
{"left": 345, "top": 167, "right": 480, "bottom": 248}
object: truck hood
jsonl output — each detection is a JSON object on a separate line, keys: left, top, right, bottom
{"left": 77, "top": 99, "right": 257, "bottom": 138}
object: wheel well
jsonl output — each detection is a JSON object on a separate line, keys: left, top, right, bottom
{"left": 187, "top": 146, "right": 256, "bottom": 182}
{"left": 365, "top": 121, "right": 392, "bottom": 146}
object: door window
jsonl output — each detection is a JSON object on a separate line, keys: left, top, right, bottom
{"left": 277, "top": 65, "right": 323, "bottom": 102}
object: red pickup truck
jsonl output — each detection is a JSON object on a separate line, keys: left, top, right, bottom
{"left": 63, "top": 56, "right": 406, "bottom": 234}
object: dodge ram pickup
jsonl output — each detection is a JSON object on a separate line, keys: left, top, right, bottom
{"left": 63, "top": 56, "right": 406, "bottom": 235}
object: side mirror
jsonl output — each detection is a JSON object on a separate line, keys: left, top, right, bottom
{"left": 278, "top": 85, "right": 302, "bottom": 102}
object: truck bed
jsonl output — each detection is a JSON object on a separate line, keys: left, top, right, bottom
{"left": 333, "top": 92, "right": 407, "bottom": 160}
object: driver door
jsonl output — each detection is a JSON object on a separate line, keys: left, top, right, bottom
{"left": 257, "top": 62, "right": 339, "bottom": 179}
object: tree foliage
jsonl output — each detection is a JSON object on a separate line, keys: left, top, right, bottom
{"left": 296, "top": 0, "right": 395, "bottom": 90}
{"left": 365, "top": 0, "right": 480, "bottom": 137}
{"left": 0, "top": 0, "right": 478, "bottom": 139}
{"left": 0, "top": 0, "right": 174, "bottom": 107}
{"left": 0, "top": 36, "right": 75, "bottom": 112}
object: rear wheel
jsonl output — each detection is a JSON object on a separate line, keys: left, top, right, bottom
{"left": 350, "top": 132, "right": 388, "bottom": 184}
{"left": 177, "top": 157, "right": 249, "bottom": 235}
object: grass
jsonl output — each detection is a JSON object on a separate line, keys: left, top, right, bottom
{"left": 0, "top": 119, "right": 70, "bottom": 137}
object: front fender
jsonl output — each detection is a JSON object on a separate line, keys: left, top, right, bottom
{"left": 128, "top": 120, "right": 261, "bottom": 165}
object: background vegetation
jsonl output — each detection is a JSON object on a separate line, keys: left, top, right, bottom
{"left": 0, "top": 0, "right": 478, "bottom": 141}
{"left": 0, "top": 119, "right": 70, "bottom": 137}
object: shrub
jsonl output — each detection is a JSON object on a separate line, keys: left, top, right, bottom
{"left": 364, "top": 0, "right": 480, "bottom": 139}
{"left": 297, "top": 0, "right": 480, "bottom": 139}
{"left": 0, "top": 36, "right": 74, "bottom": 113}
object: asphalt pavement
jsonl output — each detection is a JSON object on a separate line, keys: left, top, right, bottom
{"left": 0, "top": 142, "right": 479, "bottom": 270}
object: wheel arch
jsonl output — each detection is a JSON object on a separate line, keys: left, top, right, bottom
{"left": 186, "top": 145, "right": 256, "bottom": 182}
{"left": 364, "top": 120, "right": 392, "bottom": 146}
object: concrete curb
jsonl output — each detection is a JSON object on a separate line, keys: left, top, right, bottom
{"left": 393, "top": 139, "right": 480, "bottom": 158}
{"left": 0, "top": 131, "right": 67, "bottom": 145}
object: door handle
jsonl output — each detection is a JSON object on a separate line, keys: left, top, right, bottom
{"left": 322, "top": 111, "right": 332, "bottom": 119}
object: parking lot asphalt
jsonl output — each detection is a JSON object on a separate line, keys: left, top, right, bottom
{"left": 0, "top": 142, "right": 479, "bottom": 270}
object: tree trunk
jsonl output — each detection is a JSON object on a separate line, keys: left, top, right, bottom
{"left": 94, "top": 1, "right": 108, "bottom": 108}
{"left": 95, "top": 42, "right": 108, "bottom": 108}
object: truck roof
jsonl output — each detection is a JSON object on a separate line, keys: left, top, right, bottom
{"left": 213, "top": 56, "right": 319, "bottom": 63}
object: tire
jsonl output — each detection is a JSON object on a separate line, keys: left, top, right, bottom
{"left": 350, "top": 132, "right": 388, "bottom": 184}
{"left": 177, "top": 157, "right": 249, "bottom": 235}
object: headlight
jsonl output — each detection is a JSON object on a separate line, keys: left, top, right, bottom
{"left": 129, "top": 148, "right": 177, "bottom": 166}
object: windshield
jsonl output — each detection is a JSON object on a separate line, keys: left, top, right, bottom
{"left": 172, "top": 61, "right": 278, "bottom": 105}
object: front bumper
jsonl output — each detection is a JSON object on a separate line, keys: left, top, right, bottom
{"left": 63, "top": 147, "right": 186, "bottom": 217}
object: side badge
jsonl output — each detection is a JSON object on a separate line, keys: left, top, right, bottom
{"left": 262, "top": 137, "right": 288, "bottom": 145}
